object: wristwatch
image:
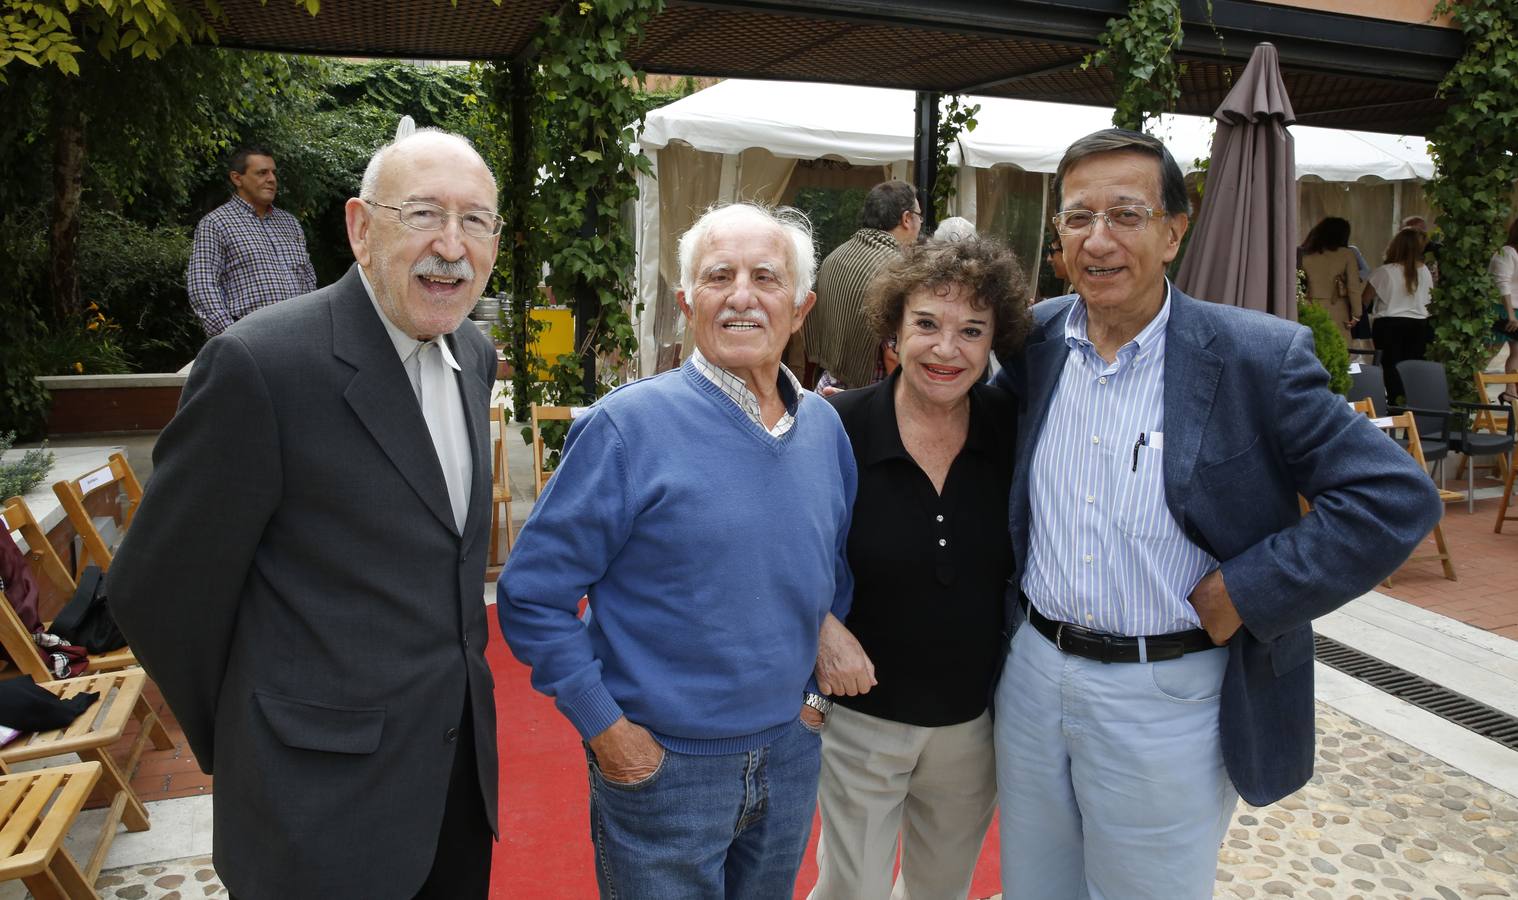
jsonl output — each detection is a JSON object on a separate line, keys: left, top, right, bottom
{"left": 803, "top": 692, "right": 834, "bottom": 718}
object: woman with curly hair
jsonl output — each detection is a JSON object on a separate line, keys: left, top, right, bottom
{"left": 810, "top": 237, "right": 1031, "bottom": 899}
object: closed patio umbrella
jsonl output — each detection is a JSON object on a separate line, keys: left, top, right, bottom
{"left": 1174, "top": 42, "right": 1298, "bottom": 318}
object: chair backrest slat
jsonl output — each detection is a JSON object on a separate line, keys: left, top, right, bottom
{"left": 51, "top": 452, "right": 141, "bottom": 573}
{"left": 530, "top": 405, "right": 580, "bottom": 498}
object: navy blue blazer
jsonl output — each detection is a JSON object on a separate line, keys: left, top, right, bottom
{"left": 995, "top": 286, "right": 1443, "bottom": 806}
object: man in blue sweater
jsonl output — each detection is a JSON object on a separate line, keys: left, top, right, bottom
{"left": 499, "top": 203, "right": 857, "bottom": 898}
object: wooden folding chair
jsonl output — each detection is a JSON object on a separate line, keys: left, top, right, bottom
{"left": 530, "top": 405, "right": 580, "bottom": 498}
{"left": 51, "top": 452, "right": 142, "bottom": 574}
{"left": 0, "top": 760, "right": 102, "bottom": 899}
{"left": 0, "top": 670, "right": 161, "bottom": 882}
{"left": 1472, "top": 371, "right": 1517, "bottom": 483}
{"left": 1497, "top": 444, "right": 1517, "bottom": 534}
{"left": 0, "top": 498, "right": 174, "bottom": 754}
{"left": 1352, "top": 403, "right": 1457, "bottom": 582}
{"left": 487, "top": 403, "right": 514, "bottom": 579}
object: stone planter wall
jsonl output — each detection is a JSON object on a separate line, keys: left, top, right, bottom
{"left": 37, "top": 373, "right": 187, "bottom": 435}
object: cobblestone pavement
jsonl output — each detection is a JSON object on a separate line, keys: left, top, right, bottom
{"left": 93, "top": 856, "right": 222, "bottom": 898}
{"left": 1215, "top": 705, "right": 1516, "bottom": 900}
{"left": 88, "top": 703, "right": 1516, "bottom": 899}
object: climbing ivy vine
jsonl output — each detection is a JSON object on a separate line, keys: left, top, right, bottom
{"left": 471, "top": 59, "right": 549, "bottom": 425}
{"left": 931, "top": 95, "right": 978, "bottom": 220}
{"left": 516, "top": 0, "right": 664, "bottom": 454}
{"left": 1425, "top": 0, "right": 1518, "bottom": 403}
{"left": 1085, "top": 0, "right": 1184, "bottom": 131}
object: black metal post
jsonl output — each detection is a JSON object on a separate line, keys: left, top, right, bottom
{"left": 507, "top": 61, "right": 535, "bottom": 422}
{"left": 913, "top": 90, "right": 941, "bottom": 234}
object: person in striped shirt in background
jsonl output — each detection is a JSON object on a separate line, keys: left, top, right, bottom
{"left": 187, "top": 146, "right": 317, "bottom": 336}
{"left": 991, "top": 128, "right": 1442, "bottom": 899}
{"left": 803, "top": 180, "right": 922, "bottom": 391}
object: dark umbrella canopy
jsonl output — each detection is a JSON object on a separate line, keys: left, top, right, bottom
{"left": 1174, "top": 42, "right": 1298, "bottom": 319}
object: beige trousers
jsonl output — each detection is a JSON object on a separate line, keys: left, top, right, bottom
{"left": 809, "top": 705, "right": 996, "bottom": 900}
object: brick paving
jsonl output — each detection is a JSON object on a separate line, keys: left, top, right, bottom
{"left": 87, "top": 681, "right": 209, "bottom": 814}
{"left": 1381, "top": 475, "right": 1518, "bottom": 642}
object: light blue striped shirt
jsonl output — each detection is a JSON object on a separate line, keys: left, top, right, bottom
{"left": 1022, "top": 285, "right": 1218, "bottom": 636}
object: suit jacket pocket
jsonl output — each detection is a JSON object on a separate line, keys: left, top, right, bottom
{"left": 254, "top": 691, "right": 386, "bottom": 754}
{"left": 1270, "top": 627, "right": 1315, "bottom": 677}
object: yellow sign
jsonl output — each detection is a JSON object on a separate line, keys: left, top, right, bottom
{"left": 529, "top": 306, "right": 575, "bottom": 380}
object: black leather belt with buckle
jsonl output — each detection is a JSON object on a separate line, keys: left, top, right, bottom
{"left": 1028, "top": 604, "right": 1217, "bottom": 664}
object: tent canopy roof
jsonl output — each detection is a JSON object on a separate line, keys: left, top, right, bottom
{"left": 202, "top": 0, "right": 1459, "bottom": 136}
{"left": 639, "top": 80, "right": 1434, "bottom": 182}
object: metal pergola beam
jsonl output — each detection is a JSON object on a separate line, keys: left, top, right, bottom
{"left": 954, "top": 55, "right": 1090, "bottom": 95}
{"left": 672, "top": 0, "right": 1460, "bottom": 84}
{"left": 198, "top": 0, "right": 1463, "bottom": 135}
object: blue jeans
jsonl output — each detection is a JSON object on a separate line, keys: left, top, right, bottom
{"left": 586, "top": 717, "right": 823, "bottom": 899}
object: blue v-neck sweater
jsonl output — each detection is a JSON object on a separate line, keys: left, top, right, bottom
{"left": 499, "top": 360, "right": 857, "bottom": 755}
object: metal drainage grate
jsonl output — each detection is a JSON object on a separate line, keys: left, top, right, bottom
{"left": 1314, "top": 634, "right": 1518, "bottom": 752}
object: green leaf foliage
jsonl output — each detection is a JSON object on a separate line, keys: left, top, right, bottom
{"left": 1296, "top": 297, "right": 1352, "bottom": 395}
{"left": 0, "top": 0, "right": 313, "bottom": 80}
{"left": 1085, "top": 0, "right": 1184, "bottom": 131}
{"left": 522, "top": 0, "right": 664, "bottom": 451}
{"left": 932, "top": 95, "right": 978, "bottom": 220}
{"left": 0, "top": 431, "right": 56, "bottom": 500}
{"left": 1425, "top": 0, "right": 1518, "bottom": 405}
{"left": 0, "top": 43, "right": 502, "bottom": 432}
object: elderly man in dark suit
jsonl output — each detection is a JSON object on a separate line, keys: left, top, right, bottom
{"left": 991, "top": 128, "right": 1443, "bottom": 899}
{"left": 110, "top": 129, "right": 503, "bottom": 899}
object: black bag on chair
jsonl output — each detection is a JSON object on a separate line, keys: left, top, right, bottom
{"left": 50, "top": 565, "right": 127, "bottom": 654}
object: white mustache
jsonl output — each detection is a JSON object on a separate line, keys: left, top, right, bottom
{"left": 716, "top": 306, "right": 769, "bottom": 326}
{"left": 412, "top": 256, "right": 475, "bottom": 281}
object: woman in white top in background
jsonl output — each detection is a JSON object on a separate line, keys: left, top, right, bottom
{"left": 1489, "top": 218, "right": 1518, "bottom": 399}
{"left": 1364, "top": 227, "right": 1433, "bottom": 402}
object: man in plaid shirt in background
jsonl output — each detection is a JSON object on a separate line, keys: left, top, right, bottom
{"left": 187, "top": 146, "right": 318, "bottom": 336}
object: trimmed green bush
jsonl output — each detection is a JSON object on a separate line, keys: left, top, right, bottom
{"left": 1296, "top": 301, "right": 1352, "bottom": 395}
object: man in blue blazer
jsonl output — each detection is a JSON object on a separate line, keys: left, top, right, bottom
{"left": 991, "top": 128, "right": 1443, "bottom": 899}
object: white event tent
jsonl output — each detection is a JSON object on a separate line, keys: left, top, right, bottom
{"left": 632, "top": 79, "right": 1434, "bottom": 376}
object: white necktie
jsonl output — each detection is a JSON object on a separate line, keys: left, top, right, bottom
{"left": 417, "top": 339, "right": 471, "bottom": 534}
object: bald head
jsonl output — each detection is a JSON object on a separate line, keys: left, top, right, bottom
{"left": 345, "top": 127, "right": 502, "bottom": 341}
{"left": 360, "top": 129, "right": 497, "bottom": 204}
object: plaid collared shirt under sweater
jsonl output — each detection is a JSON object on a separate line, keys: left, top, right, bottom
{"left": 689, "top": 349, "right": 803, "bottom": 437}
{"left": 186, "top": 195, "right": 317, "bottom": 336}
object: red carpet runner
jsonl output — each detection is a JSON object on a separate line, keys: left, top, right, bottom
{"left": 487, "top": 613, "right": 1003, "bottom": 898}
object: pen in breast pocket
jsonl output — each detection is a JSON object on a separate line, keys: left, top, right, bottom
{"left": 1132, "top": 432, "right": 1147, "bottom": 472}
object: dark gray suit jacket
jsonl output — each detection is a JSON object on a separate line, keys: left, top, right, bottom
{"left": 996, "top": 286, "right": 1442, "bottom": 807}
{"left": 111, "top": 265, "right": 499, "bottom": 898}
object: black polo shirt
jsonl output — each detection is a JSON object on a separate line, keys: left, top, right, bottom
{"left": 827, "top": 372, "right": 1017, "bottom": 727}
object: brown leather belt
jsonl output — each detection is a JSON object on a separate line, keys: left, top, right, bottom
{"left": 1028, "top": 604, "right": 1217, "bottom": 664}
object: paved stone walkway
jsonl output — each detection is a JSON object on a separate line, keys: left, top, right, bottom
{"left": 93, "top": 856, "right": 222, "bottom": 898}
{"left": 1215, "top": 704, "right": 1515, "bottom": 900}
{"left": 84, "top": 703, "right": 1516, "bottom": 900}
